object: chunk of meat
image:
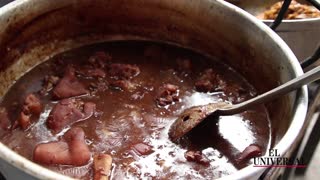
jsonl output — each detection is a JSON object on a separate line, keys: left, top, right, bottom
{"left": 109, "top": 80, "right": 136, "bottom": 91}
{"left": 109, "top": 64, "right": 140, "bottom": 80}
{"left": 88, "top": 51, "right": 112, "bottom": 68}
{"left": 225, "top": 84, "right": 252, "bottom": 103}
{"left": 132, "top": 143, "right": 154, "bottom": 156}
{"left": 87, "top": 68, "right": 106, "bottom": 78}
{"left": 237, "top": 144, "right": 262, "bottom": 163}
{"left": 83, "top": 102, "right": 96, "bottom": 117}
{"left": 18, "top": 93, "right": 42, "bottom": 130}
{"left": 0, "top": 107, "right": 10, "bottom": 130}
{"left": 77, "top": 67, "right": 106, "bottom": 78}
{"left": 47, "top": 99, "right": 96, "bottom": 133}
{"left": 184, "top": 150, "right": 210, "bottom": 166}
{"left": 195, "top": 69, "right": 227, "bottom": 92}
{"left": 156, "top": 84, "right": 179, "bottom": 106}
{"left": 89, "top": 81, "right": 109, "bottom": 94}
{"left": 40, "top": 75, "right": 60, "bottom": 95}
{"left": 23, "top": 93, "right": 42, "bottom": 115}
{"left": 33, "top": 127, "right": 90, "bottom": 166}
{"left": 94, "top": 154, "right": 113, "bottom": 180}
{"left": 53, "top": 67, "right": 88, "bottom": 99}
{"left": 18, "top": 112, "right": 31, "bottom": 130}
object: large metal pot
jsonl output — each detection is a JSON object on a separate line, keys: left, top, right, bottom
{"left": 0, "top": 0, "right": 308, "bottom": 179}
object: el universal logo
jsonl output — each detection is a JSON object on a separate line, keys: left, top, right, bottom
{"left": 253, "top": 149, "right": 306, "bottom": 168}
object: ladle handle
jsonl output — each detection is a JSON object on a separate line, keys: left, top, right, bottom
{"left": 218, "top": 65, "right": 320, "bottom": 115}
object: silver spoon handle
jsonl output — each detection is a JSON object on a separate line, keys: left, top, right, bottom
{"left": 218, "top": 65, "right": 320, "bottom": 115}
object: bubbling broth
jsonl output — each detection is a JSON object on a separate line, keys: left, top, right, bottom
{"left": 0, "top": 41, "right": 271, "bottom": 179}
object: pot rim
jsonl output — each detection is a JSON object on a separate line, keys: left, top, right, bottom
{"left": 0, "top": 0, "right": 308, "bottom": 179}
{"left": 220, "top": 0, "right": 308, "bottom": 179}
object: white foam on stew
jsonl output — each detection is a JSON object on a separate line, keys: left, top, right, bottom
{"left": 122, "top": 117, "right": 238, "bottom": 179}
{"left": 218, "top": 115, "right": 255, "bottom": 152}
{"left": 30, "top": 104, "right": 57, "bottom": 142}
{"left": 181, "top": 92, "right": 223, "bottom": 109}
{"left": 58, "top": 164, "right": 91, "bottom": 178}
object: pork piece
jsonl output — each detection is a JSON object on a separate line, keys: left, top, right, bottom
{"left": 132, "top": 143, "right": 154, "bottom": 156}
{"left": 184, "top": 150, "right": 210, "bottom": 166}
{"left": 23, "top": 93, "right": 42, "bottom": 114}
{"left": 18, "top": 93, "right": 42, "bottom": 130}
{"left": 156, "top": 84, "right": 179, "bottom": 106}
{"left": 88, "top": 68, "right": 106, "bottom": 78}
{"left": 40, "top": 75, "right": 60, "bottom": 95}
{"left": 53, "top": 67, "right": 88, "bottom": 99}
{"left": 88, "top": 51, "right": 112, "bottom": 68}
{"left": 109, "top": 80, "right": 136, "bottom": 91}
{"left": 33, "top": 127, "right": 91, "bottom": 166}
{"left": 0, "top": 107, "right": 10, "bottom": 130}
{"left": 89, "top": 81, "right": 109, "bottom": 94}
{"left": 47, "top": 98, "right": 96, "bottom": 133}
{"left": 109, "top": 63, "right": 140, "bottom": 80}
{"left": 237, "top": 144, "right": 262, "bottom": 163}
{"left": 94, "top": 154, "right": 113, "bottom": 180}
{"left": 195, "top": 69, "right": 226, "bottom": 92}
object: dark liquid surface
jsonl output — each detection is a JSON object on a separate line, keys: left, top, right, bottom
{"left": 0, "top": 42, "right": 271, "bottom": 179}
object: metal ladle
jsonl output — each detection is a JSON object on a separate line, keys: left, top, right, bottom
{"left": 169, "top": 65, "right": 320, "bottom": 141}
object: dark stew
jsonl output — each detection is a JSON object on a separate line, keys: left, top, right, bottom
{"left": 0, "top": 42, "right": 270, "bottom": 179}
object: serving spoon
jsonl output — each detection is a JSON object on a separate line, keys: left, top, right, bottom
{"left": 169, "top": 65, "right": 320, "bottom": 141}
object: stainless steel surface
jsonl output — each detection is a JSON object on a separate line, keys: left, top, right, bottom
{"left": 234, "top": 0, "right": 320, "bottom": 61}
{"left": 0, "top": 0, "right": 308, "bottom": 179}
{"left": 170, "top": 65, "right": 320, "bottom": 141}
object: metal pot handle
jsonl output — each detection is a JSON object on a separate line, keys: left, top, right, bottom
{"left": 270, "top": 0, "right": 320, "bottom": 69}
{"left": 301, "top": 46, "right": 320, "bottom": 69}
{"left": 269, "top": 0, "right": 292, "bottom": 30}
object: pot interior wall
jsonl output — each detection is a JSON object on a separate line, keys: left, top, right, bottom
{"left": 0, "top": 0, "right": 297, "bottom": 163}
